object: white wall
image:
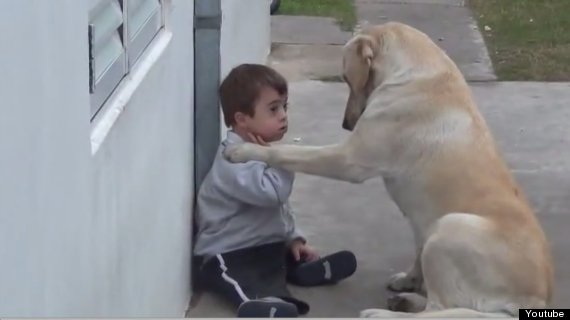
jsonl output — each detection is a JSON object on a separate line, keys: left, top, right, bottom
{"left": 0, "top": 1, "right": 92, "bottom": 315}
{"left": 220, "top": 0, "right": 271, "bottom": 77}
{"left": 219, "top": 0, "right": 272, "bottom": 136}
{"left": 88, "top": 0, "right": 194, "bottom": 316}
{"left": 0, "top": 0, "right": 194, "bottom": 316}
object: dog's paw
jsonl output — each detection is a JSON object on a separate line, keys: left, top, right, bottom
{"left": 223, "top": 143, "right": 265, "bottom": 163}
{"left": 360, "top": 309, "right": 395, "bottom": 318}
{"left": 387, "top": 293, "right": 427, "bottom": 313}
{"left": 388, "top": 272, "right": 417, "bottom": 292}
{"left": 387, "top": 294, "right": 407, "bottom": 312}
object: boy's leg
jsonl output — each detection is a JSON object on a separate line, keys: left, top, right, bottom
{"left": 199, "top": 254, "right": 253, "bottom": 308}
{"left": 199, "top": 243, "right": 306, "bottom": 317}
{"left": 286, "top": 250, "right": 357, "bottom": 287}
{"left": 251, "top": 242, "right": 310, "bottom": 315}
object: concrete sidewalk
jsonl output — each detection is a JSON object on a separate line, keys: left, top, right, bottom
{"left": 188, "top": 81, "right": 570, "bottom": 317}
{"left": 354, "top": 0, "right": 495, "bottom": 81}
{"left": 270, "top": 0, "right": 495, "bottom": 82}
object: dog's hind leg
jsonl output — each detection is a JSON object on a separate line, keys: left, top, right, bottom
{"left": 420, "top": 213, "right": 525, "bottom": 316}
{"left": 362, "top": 213, "right": 531, "bottom": 319}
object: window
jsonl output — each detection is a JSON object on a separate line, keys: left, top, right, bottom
{"left": 88, "top": 0, "right": 163, "bottom": 119}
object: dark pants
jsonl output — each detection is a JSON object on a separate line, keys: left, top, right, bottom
{"left": 197, "top": 242, "right": 311, "bottom": 315}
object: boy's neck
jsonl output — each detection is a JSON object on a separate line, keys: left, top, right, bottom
{"left": 230, "top": 126, "right": 251, "bottom": 142}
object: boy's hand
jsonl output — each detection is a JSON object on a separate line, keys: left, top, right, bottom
{"left": 290, "top": 239, "right": 319, "bottom": 262}
{"left": 247, "top": 133, "right": 270, "bottom": 146}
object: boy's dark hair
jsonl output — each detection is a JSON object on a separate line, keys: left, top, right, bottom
{"left": 219, "top": 64, "right": 288, "bottom": 127}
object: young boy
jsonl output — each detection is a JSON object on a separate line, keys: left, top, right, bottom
{"left": 193, "top": 64, "right": 357, "bottom": 318}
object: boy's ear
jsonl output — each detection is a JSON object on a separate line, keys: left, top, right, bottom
{"left": 234, "top": 112, "right": 248, "bottom": 126}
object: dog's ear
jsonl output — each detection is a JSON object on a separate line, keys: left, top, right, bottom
{"left": 356, "top": 35, "right": 377, "bottom": 67}
{"left": 343, "top": 33, "right": 381, "bottom": 92}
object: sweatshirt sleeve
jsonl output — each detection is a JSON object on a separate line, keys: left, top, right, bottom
{"left": 287, "top": 210, "right": 307, "bottom": 245}
{"left": 217, "top": 159, "right": 295, "bottom": 207}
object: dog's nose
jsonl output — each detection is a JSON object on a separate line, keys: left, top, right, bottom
{"left": 342, "top": 118, "right": 352, "bottom": 131}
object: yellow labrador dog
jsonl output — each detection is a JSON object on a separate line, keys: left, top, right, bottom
{"left": 224, "top": 22, "right": 553, "bottom": 317}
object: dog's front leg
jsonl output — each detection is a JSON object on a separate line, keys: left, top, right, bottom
{"left": 388, "top": 246, "right": 424, "bottom": 293}
{"left": 224, "top": 142, "right": 380, "bottom": 183}
{"left": 388, "top": 224, "right": 425, "bottom": 293}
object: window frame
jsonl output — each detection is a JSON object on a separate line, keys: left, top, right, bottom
{"left": 88, "top": 0, "right": 165, "bottom": 120}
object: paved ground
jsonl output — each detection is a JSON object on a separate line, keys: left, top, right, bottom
{"left": 188, "top": 0, "right": 570, "bottom": 317}
{"left": 269, "top": 16, "right": 349, "bottom": 82}
{"left": 272, "top": 16, "right": 353, "bottom": 45}
{"left": 355, "top": 0, "right": 495, "bottom": 81}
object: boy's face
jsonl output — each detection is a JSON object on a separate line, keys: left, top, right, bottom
{"left": 239, "top": 86, "right": 288, "bottom": 142}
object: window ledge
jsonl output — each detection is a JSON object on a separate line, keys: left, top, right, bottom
{"left": 90, "top": 29, "right": 173, "bottom": 155}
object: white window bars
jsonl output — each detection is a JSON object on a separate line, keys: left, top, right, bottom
{"left": 88, "top": 0, "right": 163, "bottom": 119}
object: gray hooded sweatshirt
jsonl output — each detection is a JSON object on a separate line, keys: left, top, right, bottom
{"left": 193, "top": 130, "right": 305, "bottom": 258}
